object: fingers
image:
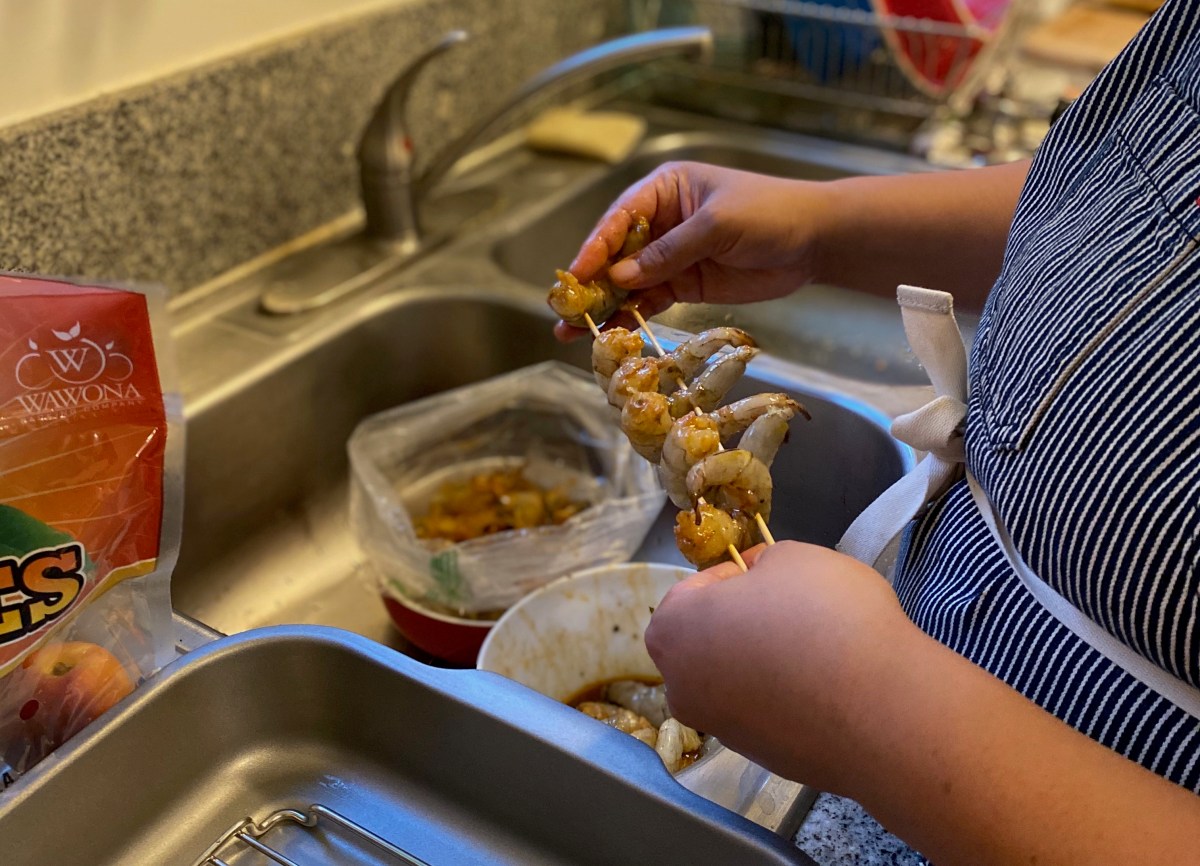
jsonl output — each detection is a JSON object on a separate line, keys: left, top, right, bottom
{"left": 553, "top": 320, "right": 591, "bottom": 343}
{"left": 569, "top": 165, "right": 689, "bottom": 280}
{"left": 609, "top": 211, "right": 716, "bottom": 290}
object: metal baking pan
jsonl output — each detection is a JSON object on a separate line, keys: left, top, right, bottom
{"left": 0, "top": 625, "right": 814, "bottom": 865}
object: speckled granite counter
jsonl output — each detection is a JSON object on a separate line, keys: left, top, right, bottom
{"left": 0, "top": 0, "right": 614, "bottom": 297}
{"left": 795, "top": 794, "right": 926, "bottom": 865}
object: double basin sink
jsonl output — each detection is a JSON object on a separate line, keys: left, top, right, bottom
{"left": 0, "top": 103, "right": 927, "bottom": 862}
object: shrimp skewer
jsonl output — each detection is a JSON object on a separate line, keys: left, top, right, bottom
{"left": 625, "top": 307, "right": 772, "bottom": 572}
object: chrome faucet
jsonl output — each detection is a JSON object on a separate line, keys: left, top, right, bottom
{"left": 257, "top": 26, "right": 713, "bottom": 316}
{"left": 357, "top": 26, "right": 715, "bottom": 250}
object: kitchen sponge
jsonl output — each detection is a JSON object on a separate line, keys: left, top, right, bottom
{"left": 525, "top": 107, "right": 646, "bottom": 164}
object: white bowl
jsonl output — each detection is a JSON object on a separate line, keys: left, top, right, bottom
{"left": 476, "top": 562, "right": 691, "bottom": 702}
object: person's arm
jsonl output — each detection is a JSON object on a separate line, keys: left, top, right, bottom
{"left": 560, "top": 158, "right": 1029, "bottom": 339}
{"left": 647, "top": 542, "right": 1200, "bottom": 866}
{"left": 815, "top": 159, "right": 1030, "bottom": 312}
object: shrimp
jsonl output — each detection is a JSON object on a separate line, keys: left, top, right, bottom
{"left": 605, "top": 680, "right": 670, "bottom": 728}
{"left": 576, "top": 701, "right": 655, "bottom": 736}
{"left": 550, "top": 215, "right": 651, "bottom": 328}
{"left": 607, "top": 355, "right": 683, "bottom": 410}
{"left": 686, "top": 448, "right": 774, "bottom": 521}
{"left": 549, "top": 269, "right": 627, "bottom": 328}
{"left": 739, "top": 405, "right": 805, "bottom": 469}
{"left": 620, "top": 214, "right": 652, "bottom": 257}
{"left": 621, "top": 392, "right": 675, "bottom": 462}
{"left": 655, "top": 718, "right": 704, "bottom": 773}
{"left": 660, "top": 413, "right": 722, "bottom": 508}
{"left": 667, "top": 327, "right": 756, "bottom": 382}
{"left": 592, "top": 327, "right": 646, "bottom": 392}
{"left": 658, "top": 393, "right": 801, "bottom": 508}
{"left": 667, "top": 346, "right": 759, "bottom": 418}
{"left": 673, "top": 501, "right": 753, "bottom": 569}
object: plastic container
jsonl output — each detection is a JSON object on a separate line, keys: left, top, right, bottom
{"left": 349, "top": 361, "right": 666, "bottom": 642}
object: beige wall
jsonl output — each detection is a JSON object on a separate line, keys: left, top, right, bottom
{"left": 0, "top": 0, "right": 409, "bottom": 126}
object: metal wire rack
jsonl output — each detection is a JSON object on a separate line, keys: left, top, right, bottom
{"left": 628, "top": 0, "right": 1024, "bottom": 146}
{"left": 192, "top": 804, "right": 428, "bottom": 866}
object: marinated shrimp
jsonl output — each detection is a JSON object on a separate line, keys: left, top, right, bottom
{"left": 549, "top": 215, "right": 652, "bottom": 328}
{"left": 686, "top": 448, "right": 774, "bottom": 521}
{"left": 549, "top": 269, "right": 627, "bottom": 329}
{"left": 674, "top": 501, "right": 754, "bottom": 568}
{"left": 656, "top": 718, "right": 705, "bottom": 773}
{"left": 592, "top": 327, "right": 647, "bottom": 392}
{"left": 660, "top": 413, "right": 722, "bottom": 508}
{"left": 658, "top": 393, "right": 804, "bottom": 508}
{"left": 621, "top": 392, "right": 675, "bottom": 462}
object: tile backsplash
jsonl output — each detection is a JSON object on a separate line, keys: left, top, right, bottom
{"left": 0, "top": 0, "right": 615, "bottom": 298}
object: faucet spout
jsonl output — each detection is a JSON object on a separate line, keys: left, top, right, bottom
{"left": 359, "top": 26, "right": 714, "bottom": 245}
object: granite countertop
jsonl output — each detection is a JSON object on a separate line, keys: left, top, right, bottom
{"left": 796, "top": 794, "right": 926, "bottom": 866}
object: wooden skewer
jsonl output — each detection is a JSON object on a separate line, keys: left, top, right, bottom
{"left": 755, "top": 512, "right": 776, "bottom": 546}
{"left": 583, "top": 312, "right": 601, "bottom": 339}
{"left": 728, "top": 545, "right": 749, "bottom": 573}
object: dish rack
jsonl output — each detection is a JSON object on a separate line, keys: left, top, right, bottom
{"left": 193, "top": 803, "right": 425, "bottom": 866}
{"left": 628, "top": 0, "right": 1025, "bottom": 147}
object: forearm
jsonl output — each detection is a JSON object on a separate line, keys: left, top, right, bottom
{"left": 843, "top": 625, "right": 1200, "bottom": 865}
{"left": 815, "top": 159, "right": 1030, "bottom": 312}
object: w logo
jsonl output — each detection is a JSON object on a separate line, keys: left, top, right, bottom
{"left": 15, "top": 322, "right": 133, "bottom": 390}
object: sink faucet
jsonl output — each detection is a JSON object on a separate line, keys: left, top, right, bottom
{"left": 357, "top": 26, "right": 715, "bottom": 251}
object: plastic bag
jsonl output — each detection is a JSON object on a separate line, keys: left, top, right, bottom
{"left": 349, "top": 361, "right": 664, "bottom": 616}
{"left": 0, "top": 273, "right": 182, "bottom": 789}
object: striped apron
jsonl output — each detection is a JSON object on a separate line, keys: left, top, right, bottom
{"left": 841, "top": 0, "right": 1200, "bottom": 791}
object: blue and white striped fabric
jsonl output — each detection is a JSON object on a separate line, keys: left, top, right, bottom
{"left": 892, "top": 0, "right": 1200, "bottom": 790}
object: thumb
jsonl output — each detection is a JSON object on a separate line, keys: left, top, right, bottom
{"left": 609, "top": 213, "right": 716, "bottom": 289}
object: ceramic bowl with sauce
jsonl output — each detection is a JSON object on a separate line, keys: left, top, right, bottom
{"left": 476, "top": 562, "right": 690, "bottom": 701}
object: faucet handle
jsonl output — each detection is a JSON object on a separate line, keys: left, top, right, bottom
{"left": 358, "top": 29, "right": 469, "bottom": 246}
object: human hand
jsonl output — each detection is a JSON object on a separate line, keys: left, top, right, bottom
{"left": 554, "top": 162, "right": 832, "bottom": 340}
{"left": 645, "top": 540, "right": 919, "bottom": 793}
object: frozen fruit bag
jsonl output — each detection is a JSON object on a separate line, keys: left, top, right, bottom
{"left": 0, "top": 273, "right": 183, "bottom": 789}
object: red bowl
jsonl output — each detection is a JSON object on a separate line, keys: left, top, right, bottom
{"left": 872, "top": 0, "right": 1009, "bottom": 97}
{"left": 382, "top": 594, "right": 494, "bottom": 666}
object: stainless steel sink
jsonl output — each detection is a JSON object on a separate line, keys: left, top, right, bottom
{"left": 0, "top": 625, "right": 812, "bottom": 865}
{"left": 107, "top": 102, "right": 926, "bottom": 852}
{"left": 490, "top": 118, "right": 975, "bottom": 385}
{"left": 172, "top": 292, "right": 908, "bottom": 655}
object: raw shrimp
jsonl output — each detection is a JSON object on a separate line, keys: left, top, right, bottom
{"left": 655, "top": 718, "right": 704, "bottom": 773}
{"left": 686, "top": 448, "right": 774, "bottom": 521}
{"left": 621, "top": 392, "right": 675, "bottom": 462}
{"left": 666, "top": 327, "right": 756, "bottom": 381}
{"left": 605, "top": 680, "right": 670, "bottom": 728}
{"left": 667, "top": 346, "right": 759, "bottom": 418}
{"left": 673, "top": 502, "right": 753, "bottom": 569}
{"left": 592, "top": 327, "right": 646, "bottom": 392}
{"left": 549, "top": 269, "right": 627, "bottom": 328}
{"left": 738, "top": 405, "right": 804, "bottom": 469}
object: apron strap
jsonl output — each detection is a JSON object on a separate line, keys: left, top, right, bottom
{"left": 837, "top": 285, "right": 968, "bottom": 566}
{"left": 839, "top": 284, "right": 1200, "bottom": 718}
{"left": 966, "top": 472, "right": 1200, "bottom": 718}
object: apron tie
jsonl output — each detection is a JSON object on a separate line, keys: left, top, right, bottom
{"left": 837, "top": 285, "right": 968, "bottom": 570}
